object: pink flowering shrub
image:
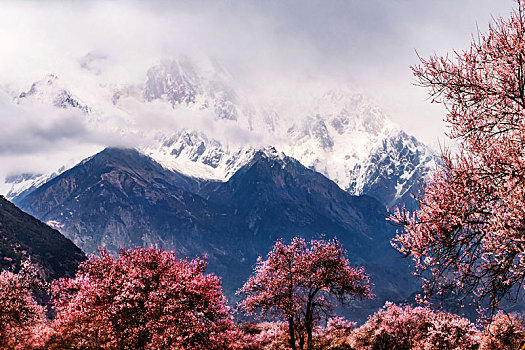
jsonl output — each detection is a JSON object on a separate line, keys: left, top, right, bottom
{"left": 48, "top": 247, "right": 235, "bottom": 349}
{"left": 313, "top": 317, "right": 356, "bottom": 349}
{"left": 237, "top": 237, "right": 372, "bottom": 350}
{"left": 349, "top": 302, "right": 480, "bottom": 350}
{"left": 231, "top": 321, "right": 289, "bottom": 350}
{"left": 479, "top": 312, "right": 525, "bottom": 350}
{"left": 232, "top": 319, "right": 356, "bottom": 350}
{"left": 422, "top": 309, "right": 481, "bottom": 350}
{"left": 0, "top": 259, "right": 47, "bottom": 349}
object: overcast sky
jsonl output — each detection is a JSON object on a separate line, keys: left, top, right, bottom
{"left": 0, "top": 0, "right": 517, "bottom": 186}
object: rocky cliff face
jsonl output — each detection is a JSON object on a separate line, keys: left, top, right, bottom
{"left": 15, "top": 148, "right": 214, "bottom": 254}
{"left": 0, "top": 196, "right": 85, "bottom": 280}
{"left": 15, "top": 147, "right": 418, "bottom": 321}
{"left": 348, "top": 131, "right": 432, "bottom": 209}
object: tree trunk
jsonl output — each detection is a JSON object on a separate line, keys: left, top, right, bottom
{"left": 306, "top": 320, "right": 313, "bottom": 350}
{"left": 288, "top": 318, "right": 297, "bottom": 350}
{"left": 305, "top": 293, "right": 315, "bottom": 350}
{"left": 298, "top": 332, "right": 305, "bottom": 350}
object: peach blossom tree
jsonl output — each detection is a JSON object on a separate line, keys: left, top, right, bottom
{"left": 49, "top": 247, "right": 235, "bottom": 349}
{"left": 480, "top": 312, "right": 525, "bottom": 350}
{"left": 237, "top": 237, "right": 372, "bottom": 350}
{"left": 349, "top": 302, "right": 480, "bottom": 350}
{"left": 391, "top": 1, "right": 525, "bottom": 316}
{"left": 0, "top": 259, "right": 47, "bottom": 349}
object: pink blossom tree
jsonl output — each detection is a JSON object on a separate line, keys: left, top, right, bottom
{"left": 0, "top": 259, "right": 47, "bottom": 349}
{"left": 349, "top": 302, "right": 480, "bottom": 350}
{"left": 391, "top": 1, "right": 525, "bottom": 315}
{"left": 314, "top": 317, "right": 356, "bottom": 350}
{"left": 237, "top": 237, "right": 372, "bottom": 350}
{"left": 480, "top": 312, "right": 525, "bottom": 350}
{"left": 49, "top": 247, "right": 235, "bottom": 349}
{"left": 231, "top": 321, "right": 289, "bottom": 350}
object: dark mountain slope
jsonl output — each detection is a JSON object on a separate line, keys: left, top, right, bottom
{"left": 15, "top": 148, "right": 237, "bottom": 255}
{"left": 0, "top": 196, "right": 85, "bottom": 279}
{"left": 200, "top": 148, "right": 392, "bottom": 261}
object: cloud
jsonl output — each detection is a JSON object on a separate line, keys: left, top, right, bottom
{"left": 1, "top": 1, "right": 512, "bottom": 88}
{"left": 0, "top": 91, "right": 103, "bottom": 193}
{"left": 111, "top": 97, "right": 268, "bottom": 149}
{"left": 0, "top": 92, "right": 89, "bottom": 154}
{"left": 0, "top": 0, "right": 517, "bottom": 188}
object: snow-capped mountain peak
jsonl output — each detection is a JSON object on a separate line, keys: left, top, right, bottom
{"left": 144, "top": 129, "right": 257, "bottom": 181}
{"left": 16, "top": 74, "right": 91, "bottom": 113}
{"left": 5, "top": 57, "right": 435, "bottom": 208}
{"left": 4, "top": 170, "right": 63, "bottom": 201}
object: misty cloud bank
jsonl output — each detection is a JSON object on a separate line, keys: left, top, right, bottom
{"left": 0, "top": 0, "right": 515, "bottom": 189}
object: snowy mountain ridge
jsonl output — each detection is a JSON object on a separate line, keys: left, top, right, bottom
{"left": 5, "top": 170, "right": 63, "bottom": 201}
{"left": 134, "top": 59, "right": 434, "bottom": 206}
{"left": 3, "top": 57, "right": 435, "bottom": 207}
{"left": 15, "top": 74, "right": 91, "bottom": 114}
